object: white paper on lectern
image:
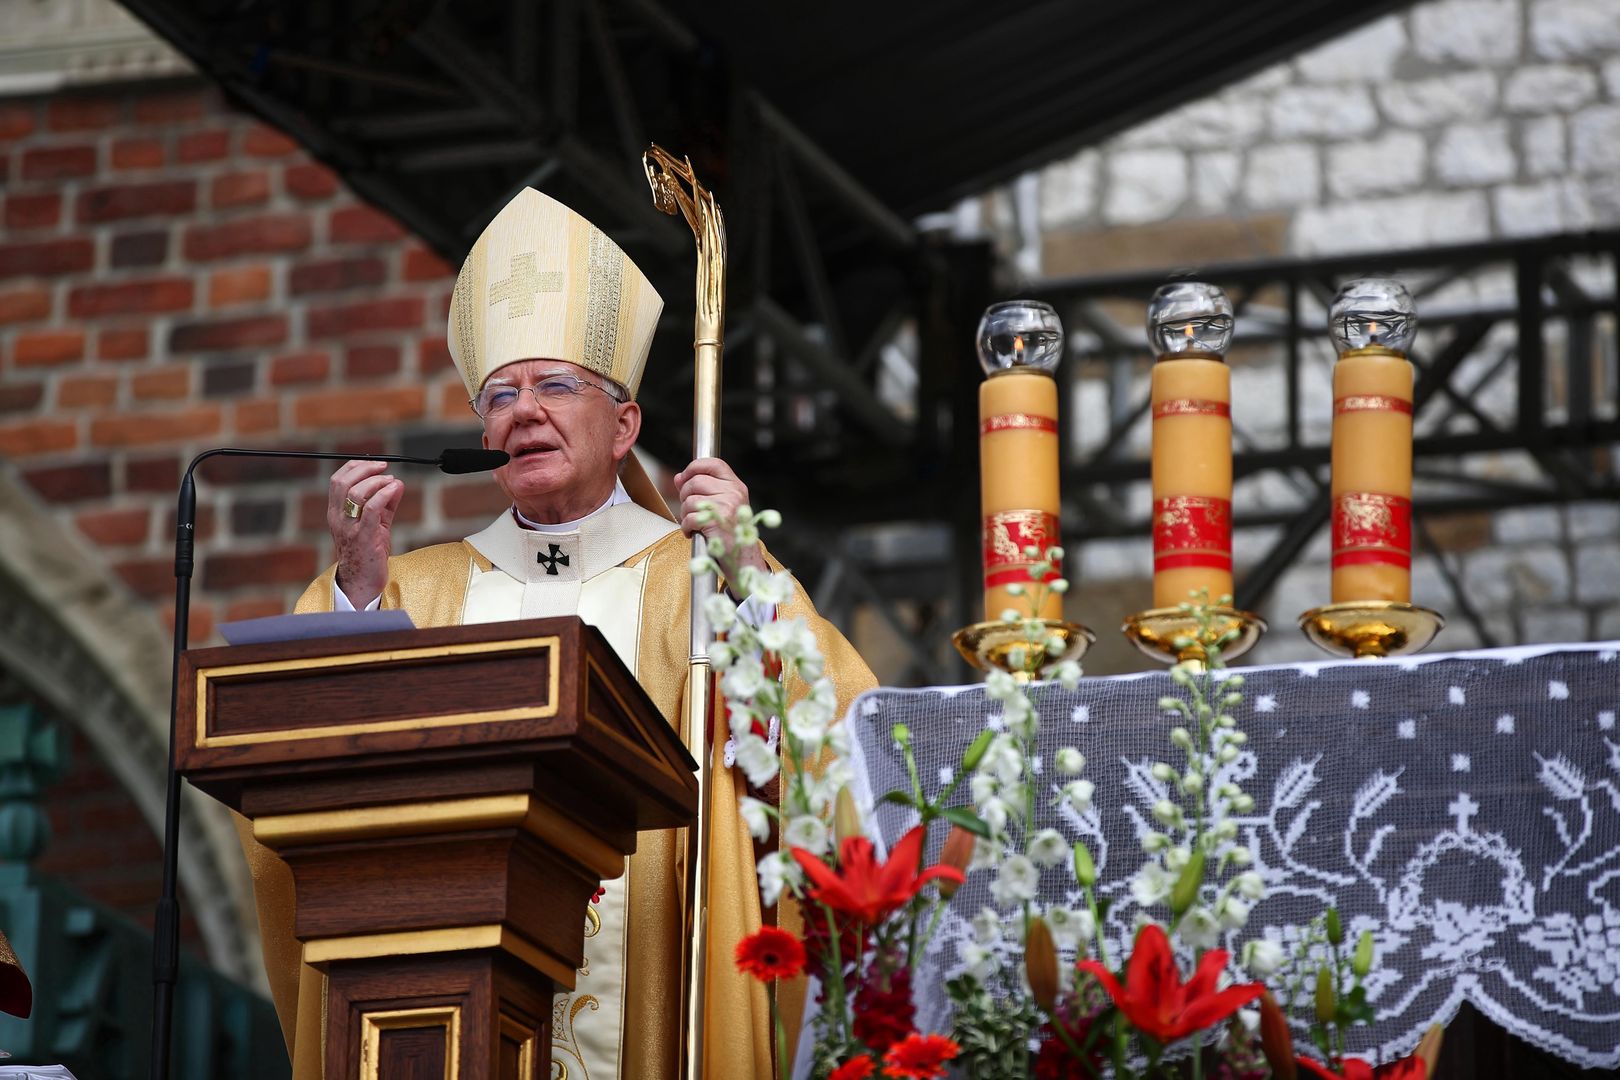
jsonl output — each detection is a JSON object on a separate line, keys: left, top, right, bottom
{"left": 218, "top": 609, "right": 416, "bottom": 646}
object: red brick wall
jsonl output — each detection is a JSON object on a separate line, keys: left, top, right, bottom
{"left": 0, "top": 79, "right": 513, "bottom": 644}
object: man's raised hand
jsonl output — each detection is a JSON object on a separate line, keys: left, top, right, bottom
{"left": 673, "top": 456, "right": 769, "bottom": 579}
{"left": 326, "top": 459, "right": 404, "bottom": 609}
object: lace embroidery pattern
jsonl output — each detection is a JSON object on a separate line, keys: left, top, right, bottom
{"left": 843, "top": 645, "right": 1620, "bottom": 1069}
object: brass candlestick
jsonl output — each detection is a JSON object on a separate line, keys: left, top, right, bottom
{"left": 1299, "top": 601, "right": 1445, "bottom": 659}
{"left": 1122, "top": 606, "right": 1267, "bottom": 669}
{"left": 953, "top": 618, "right": 1094, "bottom": 682}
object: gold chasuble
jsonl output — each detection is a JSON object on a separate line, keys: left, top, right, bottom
{"left": 239, "top": 503, "right": 875, "bottom": 1079}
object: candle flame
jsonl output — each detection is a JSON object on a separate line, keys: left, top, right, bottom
{"left": 1184, "top": 323, "right": 1195, "bottom": 338}
{"left": 1367, "top": 320, "right": 1380, "bottom": 337}
{"left": 1013, "top": 334, "right": 1024, "bottom": 355}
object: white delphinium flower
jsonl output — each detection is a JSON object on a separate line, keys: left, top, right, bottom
{"left": 969, "top": 835, "right": 1001, "bottom": 872}
{"left": 960, "top": 942, "right": 998, "bottom": 982}
{"left": 1027, "top": 828, "right": 1068, "bottom": 868}
{"left": 981, "top": 797, "right": 1011, "bottom": 836}
{"left": 757, "top": 852, "right": 802, "bottom": 907}
{"left": 984, "top": 669, "right": 1018, "bottom": 701}
{"left": 708, "top": 640, "right": 737, "bottom": 671}
{"left": 1055, "top": 747, "right": 1085, "bottom": 775}
{"left": 1242, "top": 938, "right": 1286, "bottom": 978}
{"left": 1046, "top": 906, "right": 1096, "bottom": 947}
{"left": 1232, "top": 872, "right": 1265, "bottom": 900}
{"left": 783, "top": 814, "right": 830, "bottom": 856}
{"left": 1061, "top": 779, "right": 1095, "bottom": 813}
{"left": 1003, "top": 693, "right": 1036, "bottom": 738}
{"left": 734, "top": 735, "right": 779, "bottom": 787}
{"left": 972, "top": 906, "right": 1003, "bottom": 944}
{"left": 1049, "top": 660, "right": 1082, "bottom": 691}
{"left": 981, "top": 735, "right": 1023, "bottom": 786}
{"left": 738, "top": 797, "right": 771, "bottom": 843}
{"left": 1218, "top": 896, "right": 1251, "bottom": 930}
{"left": 738, "top": 566, "right": 795, "bottom": 606}
{"left": 1178, "top": 906, "right": 1222, "bottom": 949}
{"left": 969, "top": 773, "right": 997, "bottom": 805}
{"left": 992, "top": 854, "right": 1040, "bottom": 904}
{"left": 1130, "top": 862, "right": 1173, "bottom": 907}
{"left": 702, "top": 592, "right": 738, "bottom": 632}
{"left": 786, "top": 695, "right": 833, "bottom": 750}
{"left": 721, "top": 656, "right": 767, "bottom": 701}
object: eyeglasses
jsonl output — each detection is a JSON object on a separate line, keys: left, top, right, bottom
{"left": 470, "top": 374, "right": 624, "bottom": 418}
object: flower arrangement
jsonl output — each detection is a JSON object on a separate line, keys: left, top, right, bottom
{"left": 692, "top": 506, "right": 1444, "bottom": 1080}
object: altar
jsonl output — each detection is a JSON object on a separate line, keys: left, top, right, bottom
{"left": 843, "top": 641, "right": 1620, "bottom": 1072}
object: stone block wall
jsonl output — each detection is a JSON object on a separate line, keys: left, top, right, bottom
{"left": 1038, "top": 0, "right": 1620, "bottom": 257}
{"left": 0, "top": 81, "right": 507, "bottom": 643}
{"left": 1030, "top": 0, "right": 1620, "bottom": 667}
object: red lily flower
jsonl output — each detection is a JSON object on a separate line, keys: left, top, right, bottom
{"left": 1297, "top": 1056, "right": 1426, "bottom": 1080}
{"left": 1076, "top": 923, "right": 1264, "bottom": 1044}
{"left": 791, "top": 826, "right": 965, "bottom": 926}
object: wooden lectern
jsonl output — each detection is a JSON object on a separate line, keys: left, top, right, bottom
{"left": 175, "top": 618, "right": 699, "bottom": 1079}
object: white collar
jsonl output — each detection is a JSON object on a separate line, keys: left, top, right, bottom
{"left": 513, "top": 479, "right": 632, "bottom": 533}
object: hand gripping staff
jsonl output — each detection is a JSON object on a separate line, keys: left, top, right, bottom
{"left": 645, "top": 144, "right": 725, "bottom": 1080}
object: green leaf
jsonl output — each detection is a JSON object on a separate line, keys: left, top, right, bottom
{"left": 940, "top": 806, "right": 992, "bottom": 837}
{"left": 880, "top": 791, "right": 918, "bottom": 808}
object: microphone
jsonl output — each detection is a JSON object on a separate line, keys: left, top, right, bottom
{"left": 148, "top": 444, "right": 505, "bottom": 1080}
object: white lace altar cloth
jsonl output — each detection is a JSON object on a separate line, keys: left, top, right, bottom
{"left": 842, "top": 642, "right": 1620, "bottom": 1070}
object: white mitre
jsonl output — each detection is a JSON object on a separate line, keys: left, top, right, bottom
{"left": 448, "top": 187, "right": 674, "bottom": 519}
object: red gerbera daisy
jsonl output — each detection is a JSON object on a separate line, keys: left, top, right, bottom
{"left": 732, "top": 925, "right": 806, "bottom": 982}
{"left": 881, "top": 1032, "right": 960, "bottom": 1079}
{"left": 828, "top": 1056, "right": 877, "bottom": 1080}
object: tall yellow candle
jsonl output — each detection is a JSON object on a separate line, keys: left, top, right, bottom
{"left": 1145, "top": 281, "right": 1237, "bottom": 611}
{"left": 981, "top": 370, "right": 1062, "bottom": 620}
{"left": 1151, "top": 358, "right": 1233, "bottom": 608}
{"left": 1331, "top": 349, "right": 1413, "bottom": 602}
{"left": 1327, "top": 279, "right": 1418, "bottom": 603}
{"left": 975, "top": 301, "right": 1065, "bottom": 623}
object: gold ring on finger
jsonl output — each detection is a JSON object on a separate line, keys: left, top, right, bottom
{"left": 343, "top": 497, "right": 363, "bottom": 519}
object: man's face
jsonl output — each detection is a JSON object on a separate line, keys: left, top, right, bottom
{"left": 477, "top": 359, "right": 640, "bottom": 519}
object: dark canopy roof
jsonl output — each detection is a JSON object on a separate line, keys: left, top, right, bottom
{"left": 118, "top": 0, "right": 1405, "bottom": 514}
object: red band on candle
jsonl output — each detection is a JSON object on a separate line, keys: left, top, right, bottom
{"left": 1154, "top": 551, "right": 1234, "bottom": 572}
{"left": 1332, "top": 492, "right": 1412, "bottom": 569}
{"left": 981, "top": 413, "right": 1058, "bottom": 435}
{"left": 1333, "top": 394, "right": 1412, "bottom": 415}
{"left": 1153, "top": 496, "right": 1232, "bottom": 571}
{"left": 983, "top": 509, "right": 1061, "bottom": 588}
{"left": 1152, "top": 399, "right": 1231, "bottom": 419}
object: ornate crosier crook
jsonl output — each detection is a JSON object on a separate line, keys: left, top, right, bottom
{"left": 645, "top": 143, "right": 725, "bottom": 1080}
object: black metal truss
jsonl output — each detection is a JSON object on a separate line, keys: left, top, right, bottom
{"left": 1025, "top": 230, "right": 1620, "bottom": 636}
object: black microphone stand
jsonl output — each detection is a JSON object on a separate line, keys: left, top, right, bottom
{"left": 148, "top": 445, "right": 504, "bottom": 1080}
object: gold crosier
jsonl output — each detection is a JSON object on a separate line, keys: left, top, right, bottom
{"left": 644, "top": 144, "right": 725, "bottom": 1080}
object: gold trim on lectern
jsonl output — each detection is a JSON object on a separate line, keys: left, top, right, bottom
{"left": 251, "top": 793, "right": 626, "bottom": 881}
{"left": 254, "top": 794, "right": 532, "bottom": 846}
{"left": 499, "top": 1013, "right": 539, "bottom": 1080}
{"left": 194, "top": 636, "right": 561, "bottom": 747}
{"left": 360, "top": 1005, "right": 462, "bottom": 1080}
{"left": 303, "top": 925, "right": 576, "bottom": 988}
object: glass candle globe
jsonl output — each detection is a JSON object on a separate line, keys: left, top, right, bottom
{"left": 1146, "top": 282, "right": 1234, "bottom": 359}
{"left": 977, "top": 300, "right": 1063, "bottom": 376}
{"left": 1329, "top": 278, "right": 1418, "bottom": 354}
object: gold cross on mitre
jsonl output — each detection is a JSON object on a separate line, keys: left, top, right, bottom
{"left": 487, "top": 252, "right": 564, "bottom": 318}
